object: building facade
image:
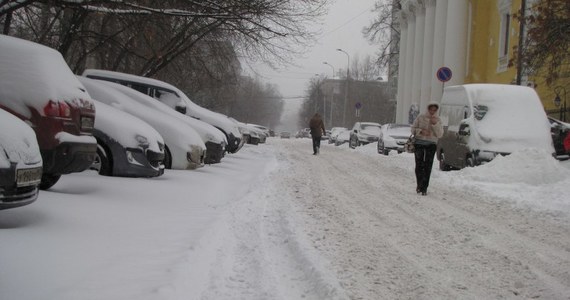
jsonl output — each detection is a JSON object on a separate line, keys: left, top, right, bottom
{"left": 395, "top": 0, "right": 568, "bottom": 123}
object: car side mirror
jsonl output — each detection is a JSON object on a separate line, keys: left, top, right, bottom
{"left": 458, "top": 123, "right": 470, "bottom": 136}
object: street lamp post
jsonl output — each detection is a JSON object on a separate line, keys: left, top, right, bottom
{"left": 323, "top": 62, "right": 335, "bottom": 125}
{"left": 336, "top": 48, "right": 350, "bottom": 127}
{"left": 554, "top": 86, "right": 567, "bottom": 122}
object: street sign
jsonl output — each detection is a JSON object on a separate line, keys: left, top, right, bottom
{"left": 355, "top": 102, "right": 362, "bottom": 109}
{"left": 436, "top": 67, "right": 452, "bottom": 82}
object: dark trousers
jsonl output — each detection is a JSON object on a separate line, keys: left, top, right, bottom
{"left": 312, "top": 136, "right": 321, "bottom": 154}
{"left": 414, "top": 143, "right": 437, "bottom": 192}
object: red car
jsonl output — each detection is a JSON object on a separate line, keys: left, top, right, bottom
{"left": 0, "top": 35, "right": 97, "bottom": 189}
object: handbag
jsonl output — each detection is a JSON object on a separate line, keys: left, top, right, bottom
{"left": 404, "top": 135, "right": 415, "bottom": 153}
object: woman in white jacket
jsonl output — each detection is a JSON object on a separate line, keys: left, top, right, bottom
{"left": 411, "top": 102, "right": 443, "bottom": 195}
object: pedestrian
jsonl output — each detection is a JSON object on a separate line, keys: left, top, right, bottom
{"left": 563, "top": 130, "right": 570, "bottom": 154}
{"left": 411, "top": 102, "right": 443, "bottom": 195}
{"left": 309, "top": 113, "right": 326, "bottom": 155}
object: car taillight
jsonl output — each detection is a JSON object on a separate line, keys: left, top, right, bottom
{"left": 43, "top": 100, "right": 71, "bottom": 118}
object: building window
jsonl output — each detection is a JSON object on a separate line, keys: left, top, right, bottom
{"left": 497, "top": 0, "right": 512, "bottom": 72}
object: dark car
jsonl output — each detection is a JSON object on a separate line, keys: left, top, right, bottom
{"left": 90, "top": 100, "right": 165, "bottom": 177}
{"left": 0, "top": 109, "right": 43, "bottom": 209}
{"left": 548, "top": 117, "right": 570, "bottom": 159}
{"left": 0, "top": 35, "right": 97, "bottom": 190}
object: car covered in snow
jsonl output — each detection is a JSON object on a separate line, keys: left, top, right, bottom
{"left": 437, "top": 84, "right": 554, "bottom": 170}
{"left": 0, "top": 109, "right": 43, "bottom": 209}
{"left": 377, "top": 123, "right": 412, "bottom": 155}
{"left": 82, "top": 69, "right": 244, "bottom": 154}
{"left": 79, "top": 77, "right": 206, "bottom": 170}
{"left": 80, "top": 76, "right": 226, "bottom": 164}
{"left": 90, "top": 100, "right": 165, "bottom": 177}
{"left": 328, "top": 127, "right": 347, "bottom": 144}
{"left": 0, "top": 35, "right": 97, "bottom": 190}
{"left": 335, "top": 129, "right": 351, "bottom": 146}
{"left": 348, "top": 122, "right": 381, "bottom": 148}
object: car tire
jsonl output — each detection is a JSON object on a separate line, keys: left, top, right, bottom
{"left": 94, "top": 145, "right": 112, "bottom": 176}
{"left": 383, "top": 148, "right": 389, "bottom": 155}
{"left": 349, "top": 137, "right": 356, "bottom": 149}
{"left": 439, "top": 152, "right": 452, "bottom": 171}
{"left": 163, "top": 146, "right": 172, "bottom": 169}
{"left": 466, "top": 154, "right": 477, "bottom": 168}
{"left": 39, "top": 173, "right": 61, "bottom": 190}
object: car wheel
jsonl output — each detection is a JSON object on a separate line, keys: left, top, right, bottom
{"left": 439, "top": 152, "right": 452, "bottom": 171}
{"left": 93, "top": 145, "right": 112, "bottom": 176}
{"left": 383, "top": 148, "right": 389, "bottom": 155}
{"left": 163, "top": 146, "right": 172, "bottom": 169}
{"left": 39, "top": 173, "right": 61, "bottom": 190}
{"left": 466, "top": 154, "right": 477, "bottom": 168}
{"left": 349, "top": 137, "right": 356, "bottom": 149}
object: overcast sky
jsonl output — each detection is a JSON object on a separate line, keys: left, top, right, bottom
{"left": 245, "top": 0, "right": 380, "bottom": 132}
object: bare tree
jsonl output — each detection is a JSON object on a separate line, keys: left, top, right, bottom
{"left": 362, "top": 0, "right": 400, "bottom": 75}
{"left": 511, "top": 0, "right": 570, "bottom": 85}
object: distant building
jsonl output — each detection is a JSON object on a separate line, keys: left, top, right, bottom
{"left": 320, "top": 78, "right": 394, "bottom": 128}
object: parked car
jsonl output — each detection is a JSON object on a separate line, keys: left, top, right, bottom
{"left": 82, "top": 69, "right": 244, "bottom": 154}
{"left": 548, "top": 117, "right": 570, "bottom": 159}
{"left": 79, "top": 77, "right": 206, "bottom": 170}
{"left": 328, "top": 127, "right": 347, "bottom": 144}
{"left": 0, "top": 109, "right": 43, "bottom": 209}
{"left": 248, "top": 124, "right": 271, "bottom": 138}
{"left": 437, "top": 84, "right": 554, "bottom": 170}
{"left": 280, "top": 132, "right": 291, "bottom": 139}
{"left": 377, "top": 123, "right": 412, "bottom": 155}
{"left": 0, "top": 35, "right": 97, "bottom": 189}
{"left": 90, "top": 100, "right": 165, "bottom": 177}
{"left": 79, "top": 76, "right": 226, "bottom": 164}
{"left": 349, "top": 122, "right": 382, "bottom": 148}
{"left": 246, "top": 124, "right": 267, "bottom": 144}
{"left": 335, "top": 129, "right": 350, "bottom": 146}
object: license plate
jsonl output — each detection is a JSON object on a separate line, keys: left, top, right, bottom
{"left": 16, "top": 167, "right": 43, "bottom": 187}
{"left": 81, "top": 116, "right": 95, "bottom": 130}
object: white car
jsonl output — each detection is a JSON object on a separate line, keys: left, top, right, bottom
{"left": 335, "top": 129, "right": 350, "bottom": 146}
{"left": 0, "top": 109, "right": 43, "bottom": 209}
{"left": 82, "top": 69, "right": 244, "bottom": 154}
{"left": 377, "top": 123, "right": 412, "bottom": 155}
{"left": 349, "top": 122, "right": 382, "bottom": 148}
{"left": 79, "top": 77, "right": 206, "bottom": 170}
{"left": 79, "top": 77, "right": 227, "bottom": 164}
{"left": 329, "top": 127, "right": 348, "bottom": 144}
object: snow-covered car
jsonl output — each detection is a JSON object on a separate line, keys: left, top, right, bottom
{"left": 328, "top": 127, "right": 348, "bottom": 144}
{"left": 335, "top": 129, "right": 350, "bottom": 146}
{"left": 0, "top": 35, "right": 97, "bottom": 190}
{"left": 0, "top": 109, "right": 43, "bottom": 209}
{"left": 90, "top": 100, "right": 165, "bottom": 177}
{"left": 349, "top": 122, "right": 382, "bottom": 148}
{"left": 437, "top": 84, "right": 554, "bottom": 170}
{"left": 377, "top": 123, "right": 412, "bottom": 155}
{"left": 248, "top": 124, "right": 271, "bottom": 138}
{"left": 82, "top": 69, "right": 244, "bottom": 154}
{"left": 79, "top": 77, "right": 206, "bottom": 170}
{"left": 245, "top": 124, "right": 267, "bottom": 144}
{"left": 80, "top": 77, "right": 226, "bottom": 164}
{"left": 280, "top": 132, "right": 291, "bottom": 139}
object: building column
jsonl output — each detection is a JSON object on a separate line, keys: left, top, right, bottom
{"left": 402, "top": 4, "right": 416, "bottom": 123}
{"left": 443, "top": 0, "right": 468, "bottom": 87}
{"left": 420, "top": 0, "right": 436, "bottom": 113}
{"left": 395, "top": 12, "right": 409, "bottom": 124}
{"left": 430, "top": 0, "right": 449, "bottom": 105}
{"left": 411, "top": 1, "right": 426, "bottom": 121}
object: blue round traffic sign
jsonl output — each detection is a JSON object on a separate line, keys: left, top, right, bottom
{"left": 436, "top": 67, "right": 452, "bottom": 82}
{"left": 355, "top": 102, "right": 362, "bottom": 109}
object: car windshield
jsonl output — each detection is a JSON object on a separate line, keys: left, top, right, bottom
{"left": 361, "top": 124, "right": 381, "bottom": 135}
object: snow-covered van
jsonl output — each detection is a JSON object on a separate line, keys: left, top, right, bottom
{"left": 437, "top": 84, "right": 554, "bottom": 170}
{"left": 82, "top": 69, "right": 244, "bottom": 154}
{"left": 0, "top": 35, "right": 97, "bottom": 189}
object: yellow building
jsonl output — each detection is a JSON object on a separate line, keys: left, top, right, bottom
{"left": 396, "top": 0, "right": 568, "bottom": 123}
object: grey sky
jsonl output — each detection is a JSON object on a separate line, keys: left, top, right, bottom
{"left": 250, "top": 0, "right": 380, "bottom": 132}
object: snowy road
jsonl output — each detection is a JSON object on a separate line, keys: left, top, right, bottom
{"left": 1, "top": 138, "right": 569, "bottom": 300}
{"left": 195, "top": 139, "right": 570, "bottom": 299}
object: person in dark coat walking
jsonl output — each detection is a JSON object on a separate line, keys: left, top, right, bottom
{"left": 411, "top": 102, "right": 443, "bottom": 195}
{"left": 309, "top": 113, "right": 326, "bottom": 155}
